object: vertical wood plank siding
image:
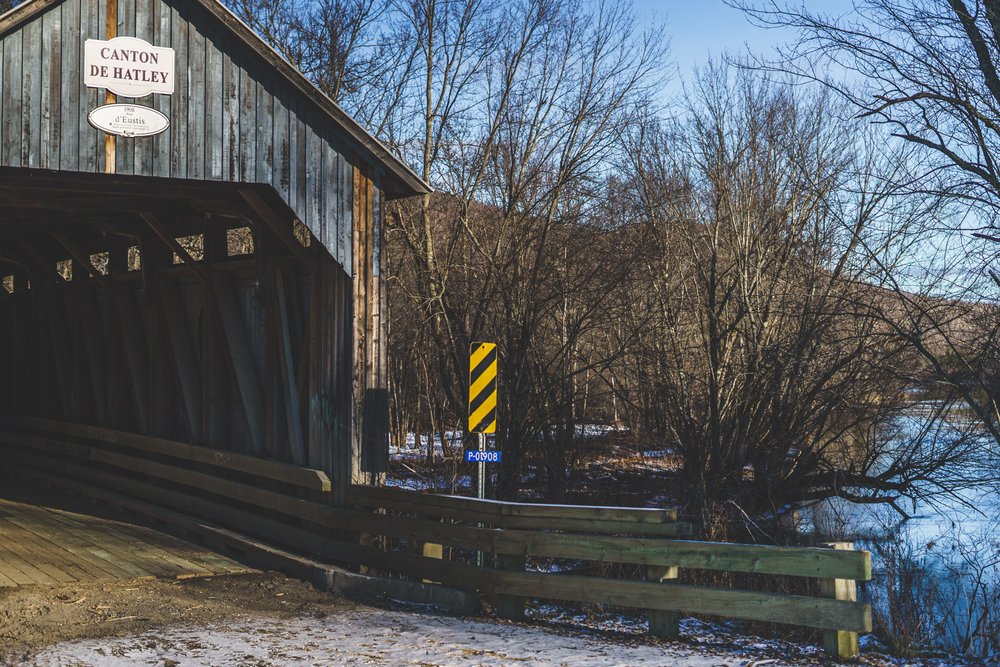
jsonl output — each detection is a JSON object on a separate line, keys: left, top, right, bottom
{"left": 0, "top": 0, "right": 394, "bottom": 495}
{"left": 0, "top": 0, "right": 386, "bottom": 276}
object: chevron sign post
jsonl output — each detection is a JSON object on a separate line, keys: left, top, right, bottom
{"left": 468, "top": 342, "right": 498, "bottom": 506}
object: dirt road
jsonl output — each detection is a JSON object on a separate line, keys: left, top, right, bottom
{"left": 0, "top": 571, "right": 353, "bottom": 664}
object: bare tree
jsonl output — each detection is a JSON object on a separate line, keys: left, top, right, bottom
{"left": 383, "top": 0, "right": 666, "bottom": 498}
{"left": 733, "top": 0, "right": 1000, "bottom": 445}
{"left": 618, "top": 67, "right": 986, "bottom": 532}
{"left": 225, "top": 0, "right": 310, "bottom": 67}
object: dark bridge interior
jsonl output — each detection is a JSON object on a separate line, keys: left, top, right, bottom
{"left": 0, "top": 166, "right": 384, "bottom": 497}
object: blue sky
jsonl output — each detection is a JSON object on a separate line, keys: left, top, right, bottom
{"left": 634, "top": 0, "right": 855, "bottom": 87}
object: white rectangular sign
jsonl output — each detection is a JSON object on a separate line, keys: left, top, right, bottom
{"left": 84, "top": 36, "right": 175, "bottom": 98}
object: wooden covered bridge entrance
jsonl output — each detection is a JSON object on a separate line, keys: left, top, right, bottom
{"left": 0, "top": 0, "right": 427, "bottom": 588}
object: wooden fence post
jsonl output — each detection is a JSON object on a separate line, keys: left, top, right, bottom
{"left": 647, "top": 564, "right": 681, "bottom": 639}
{"left": 820, "top": 542, "right": 860, "bottom": 659}
{"left": 495, "top": 553, "right": 526, "bottom": 620}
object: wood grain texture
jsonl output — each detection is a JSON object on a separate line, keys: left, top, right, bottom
{"left": 820, "top": 542, "right": 862, "bottom": 659}
{"left": 0, "top": 0, "right": 418, "bottom": 273}
{"left": 0, "top": 489, "right": 249, "bottom": 587}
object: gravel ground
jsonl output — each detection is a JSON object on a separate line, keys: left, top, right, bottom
{"left": 0, "top": 571, "right": 354, "bottom": 665}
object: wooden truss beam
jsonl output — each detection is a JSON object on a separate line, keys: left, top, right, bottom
{"left": 52, "top": 233, "right": 112, "bottom": 292}
{"left": 138, "top": 212, "right": 210, "bottom": 284}
{"left": 239, "top": 189, "right": 315, "bottom": 267}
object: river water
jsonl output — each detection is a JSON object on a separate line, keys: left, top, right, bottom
{"left": 805, "top": 407, "right": 999, "bottom": 655}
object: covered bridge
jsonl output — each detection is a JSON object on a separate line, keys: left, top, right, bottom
{"left": 0, "top": 0, "right": 428, "bottom": 508}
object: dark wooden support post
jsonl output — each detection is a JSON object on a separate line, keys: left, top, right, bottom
{"left": 42, "top": 287, "right": 73, "bottom": 418}
{"left": 647, "top": 564, "right": 681, "bottom": 640}
{"left": 141, "top": 234, "right": 174, "bottom": 437}
{"left": 105, "top": 238, "right": 130, "bottom": 430}
{"left": 113, "top": 281, "right": 150, "bottom": 432}
{"left": 140, "top": 210, "right": 207, "bottom": 441}
{"left": 68, "top": 259, "right": 89, "bottom": 421}
{"left": 76, "top": 288, "right": 109, "bottom": 425}
{"left": 159, "top": 280, "right": 204, "bottom": 441}
{"left": 495, "top": 553, "right": 526, "bottom": 620}
{"left": 7, "top": 273, "right": 29, "bottom": 414}
{"left": 820, "top": 542, "right": 861, "bottom": 659}
{"left": 203, "top": 220, "right": 229, "bottom": 449}
{"left": 275, "top": 269, "right": 306, "bottom": 465}
{"left": 255, "top": 223, "right": 281, "bottom": 460}
{"left": 308, "top": 247, "right": 337, "bottom": 502}
{"left": 213, "top": 270, "right": 266, "bottom": 455}
{"left": 20, "top": 242, "right": 73, "bottom": 418}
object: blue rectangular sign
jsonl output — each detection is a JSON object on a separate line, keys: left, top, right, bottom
{"left": 465, "top": 450, "right": 501, "bottom": 463}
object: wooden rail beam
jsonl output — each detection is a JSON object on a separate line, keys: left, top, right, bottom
{"left": 349, "top": 484, "right": 680, "bottom": 523}
{"left": 0, "top": 417, "right": 330, "bottom": 492}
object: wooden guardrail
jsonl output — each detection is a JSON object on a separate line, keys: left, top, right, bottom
{"left": 347, "top": 484, "right": 872, "bottom": 658}
{"left": 0, "top": 417, "right": 872, "bottom": 659}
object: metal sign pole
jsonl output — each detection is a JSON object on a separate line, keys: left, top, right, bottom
{"left": 468, "top": 340, "right": 497, "bottom": 567}
{"left": 476, "top": 432, "right": 485, "bottom": 567}
{"left": 478, "top": 432, "right": 486, "bottom": 500}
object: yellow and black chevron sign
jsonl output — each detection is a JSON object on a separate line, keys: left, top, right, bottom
{"left": 468, "top": 342, "right": 497, "bottom": 433}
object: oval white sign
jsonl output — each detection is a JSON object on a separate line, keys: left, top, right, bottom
{"left": 88, "top": 104, "right": 169, "bottom": 138}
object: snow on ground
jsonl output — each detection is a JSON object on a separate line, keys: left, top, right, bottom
{"left": 30, "top": 602, "right": 982, "bottom": 666}
{"left": 24, "top": 606, "right": 836, "bottom": 667}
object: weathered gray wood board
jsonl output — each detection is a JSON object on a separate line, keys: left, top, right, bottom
{"left": 0, "top": 0, "right": 421, "bottom": 274}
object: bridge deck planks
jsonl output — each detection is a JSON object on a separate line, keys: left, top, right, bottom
{"left": 0, "top": 493, "right": 253, "bottom": 588}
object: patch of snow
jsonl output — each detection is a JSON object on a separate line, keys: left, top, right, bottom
{"left": 641, "top": 449, "right": 674, "bottom": 458}
{"left": 32, "top": 607, "right": 804, "bottom": 666}
{"left": 384, "top": 476, "right": 436, "bottom": 491}
{"left": 391, "top": 431, "right": 466, "bottom": 461}
{"left": 575, "top": 423, "right": 626, "bottom": 438}
{"left": 384, "top": 474, "right": 473, "bottom": 493}
{"left": 32, "top": 603, "right": 979, "bottom": 666}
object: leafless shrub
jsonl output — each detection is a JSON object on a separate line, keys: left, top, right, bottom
{"left": 863, "top": 517, "right": 1000, "bottom": 659}
{"left": 869, "top": 536, "right": 941, "bottom": 657}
